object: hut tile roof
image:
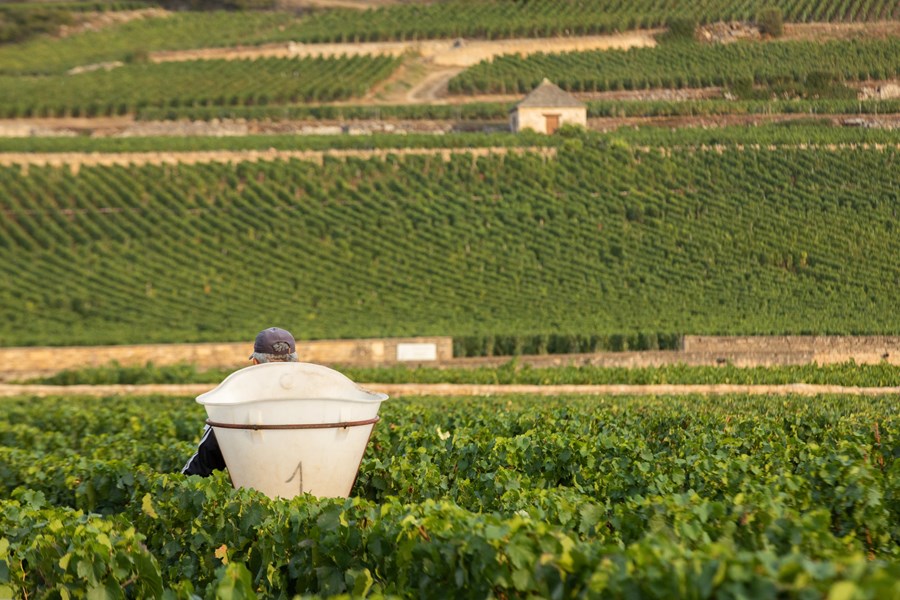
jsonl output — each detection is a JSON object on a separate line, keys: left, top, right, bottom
{"left": 515, "top": 78, "right": 585, "bottom": 109}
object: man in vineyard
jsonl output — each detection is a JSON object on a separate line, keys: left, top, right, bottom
{"left": 181, "top": 326, "right": 299, "bottom": 477}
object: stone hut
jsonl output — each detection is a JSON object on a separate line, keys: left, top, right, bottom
{"left": 509, "top": 78, "right": 587, "bottom": 134}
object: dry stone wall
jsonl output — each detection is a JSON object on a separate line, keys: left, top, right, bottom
{"left": 0, "top": 337, "right": 453, "bottom": 381}
{"left": 683, "top": 335, "right": 900, "bottom": 365}
{"left": 2, "top": 335, "right": 898, "bottom": 382}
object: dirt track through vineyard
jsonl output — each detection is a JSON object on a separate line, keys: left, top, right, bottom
{"left": 1, "top": 382, "right": 899, "bottom": 398}
{"left": 0, "top": 146, "right": 557, "bottom": 171}
{"left": 148, "top": 32, "right": 659, "bottom": 67}
{"left": 5, "top": 143, "right": 900, "bottom": 170}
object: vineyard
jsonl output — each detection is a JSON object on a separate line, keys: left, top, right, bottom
{"left": 2, "top": 392, "right": 899, "bottom": 596}
{"left": 5, "top": 123, "right": 899, "bottom": 154}
{"left": 128, "top": 97, "right": 900, "bottom": 124}
{"left": 9, "top": 32, "right": 900, "bottom": 118}
{"left": 448, "top": 37, "right": 900, "bottom": 95}
{"left": 0, "top": 54, "right": 400, "bottom": 118}
{"left": 0, "top": 131, "right": 555, "bottom": 154}
{"left": 0, "top": 11, "right": 291, "bottom": 75}
{"left": 1, "top": 137, "right": 899, "bottom": 346}
{"left": 193, "top": 0, "right": 900, "bottom": 44}
{"left": 3, "top": 0, "right": 900, "bottom": 598}
{"left": 2, "top": 0, "right": 899, "bottom": 75}
{"left": 31, "top": 359, "right": 900, "bottom": 388}
{"left": 2, "top": 0, "right": 900, "bottom": 596}
{"left": 1, "top": 2, "right": 899, "bottom": 120}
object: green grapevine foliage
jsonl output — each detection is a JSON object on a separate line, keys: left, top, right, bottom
{"left": 1, "top": 1, "right": 898, "bottom": 76}
{"left": 1, "top": 140, "right": 900, "bottom": 346}
{"left": 234, "top": 0, "right": 900, "bottom": 44}
{"left": 125, "top": 98, "right": 900, "bottom": 124}
{"left": 449, "top": 38, "right": 900, "bottom": 95}
{"left": 1, "top": 392, "right": 899, "bottom": 597}
{"left": 28, "top": 359, "right": 900, "bottom": 388}
{"left": 0, "top": 55, "right": 400, "bottom": 118}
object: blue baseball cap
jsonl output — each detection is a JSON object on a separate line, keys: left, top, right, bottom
{"left": 251, "top": 327, "right": 296, "bottom": 358}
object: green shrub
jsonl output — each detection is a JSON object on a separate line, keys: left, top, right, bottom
{"left": 663, "top": 16, "right": 697, "bottom": 42}
{"left": 758, "top": 6, "right": 784, "bottom": 37}
{"left": 0, "top": 5, "right": 73, "bottom": 44}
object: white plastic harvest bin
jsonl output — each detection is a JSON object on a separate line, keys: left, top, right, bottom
{"left": 196, "top": 362, "right": 388, "bottom": 499}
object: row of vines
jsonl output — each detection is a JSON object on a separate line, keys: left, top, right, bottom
{"left": 0, "top": 141, "right": 899, "bottom": 346}
{"left": 3, "top": 0, "right": 900, "bottom": 76}
{"left": 273, "top": 0, "right": 900, "bottom": 43}
{"left": 0, "top": 11, "right": 291, "bottom": 76}
{"left": 0, "top": 124, "right": 898, "bottom": 154}
{"left": 0, "top": 54, "right": 399, "bottom": 118}
{"left": 449, "top": 38, "right": 900, "bottom": 95}
{"left": 4, "top": 37, "right": 897, "bottom": 118}
{"left": 31, "top": 359, "right": 900, "bottom": 387}
{"left": 6, "top": 37, "right": 895, "bottom": 119}
{"left": 1, "top": 392, "right": 899, "bottom": 596}
{"left": 128, "top": 97, "right": 900, "bottom": 124}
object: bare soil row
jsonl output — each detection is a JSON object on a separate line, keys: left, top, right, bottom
{"left": 7, "top": 142, "right": 900, "bottom": 170}
{"left": 0, "top": 146, "right": 556, "bottom": 171}
{"left": 2, "top": 382, "right": 898, "bottom": 398}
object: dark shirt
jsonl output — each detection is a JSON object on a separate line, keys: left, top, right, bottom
{"left": 181, "top": 425, "right": 227, "bottom": 476}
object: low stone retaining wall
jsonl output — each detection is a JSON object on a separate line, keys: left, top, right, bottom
{"left": 0, "top": 337, "right": 453, "bottom": 381}
{"left": 2, "top": 335, "right": 898, "bottom": 382}
{"left": 683, "top": 336, "right": 900, "bottom": 365}
{"left": 3, "top": 382, "right": 898, "bottom": 398}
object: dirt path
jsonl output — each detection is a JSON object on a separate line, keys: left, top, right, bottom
{"left": 2, "top": 382, "right": 898, "bottom": 398}
{"left": 148, "top": 31, "right": 658, "bottom": 105}
{"left": 0, "top": 146, "right": 557, "bottom": 171}
{"left": 6, "top": 109, "right": 898, "bottom": 141}
{"left": 149, "top": 31, "right": 659, "bottom": 66}
{"left": 279, "top": 0, "right": 415, "bottom": 9}
{"left": 405, "top": 66, "right": 464, "bottom": 103}
{"left": 7, "top": 142, "right": 900, "bottom": 171}
{"left": 144, "top": 22, "right": 900, "bottom": 67}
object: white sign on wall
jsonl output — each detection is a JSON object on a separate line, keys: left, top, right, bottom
{"left": 396, "top": 343, "right": 438, "bottom": 361}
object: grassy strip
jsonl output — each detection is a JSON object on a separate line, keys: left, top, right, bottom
{"left": 25, "top": 359, "right": 900, "bottom": 386}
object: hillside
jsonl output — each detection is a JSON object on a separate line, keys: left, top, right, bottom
{"left": 1, "top": 130, "right": 899, "bottom": 346}
{"left": 1, "top": 1, "right": 899, "bottom": 128}
{"left": 0, "top": 1, "right": 898, "bottom": 348}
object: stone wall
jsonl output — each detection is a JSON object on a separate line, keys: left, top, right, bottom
{"left": 683, "top": 335, "right": 900, "bottom": 365}
{"left": 0, "top": 337, "right": 453, "bottom": 381}
{"left": 3, "top": 335, "right": 898, "bottom": 382}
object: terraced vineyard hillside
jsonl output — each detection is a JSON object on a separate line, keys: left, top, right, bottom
{"left": 3, "top": 0, "right": 898, "bottom": 75}
{"left": 1, "top": 134, "right": 898, "bottom": 347}
{"left": 1, "top": 54, "right": 400, "bottom": 118}
{"left": 449, "top": 37, "right": 900, "bottom": 95}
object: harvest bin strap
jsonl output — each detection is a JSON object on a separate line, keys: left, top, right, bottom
{"left": 206, "top": 416, "right": 380, "bottom": 431}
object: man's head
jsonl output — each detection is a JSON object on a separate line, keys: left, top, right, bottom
{"left": 250, "top": 327, "right": 298, "bottom": 364}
